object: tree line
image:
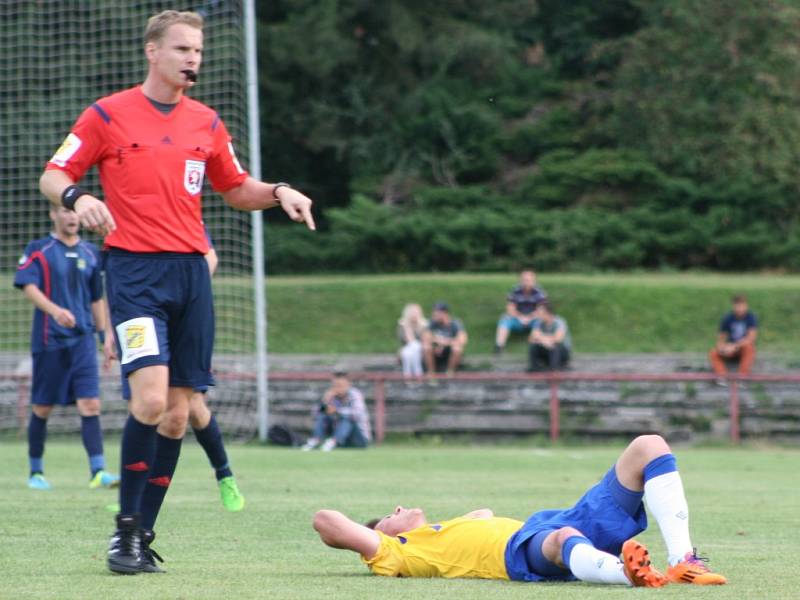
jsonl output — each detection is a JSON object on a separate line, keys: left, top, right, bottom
{"left": 258, "top": 0, "right": 800, "bottom": 272}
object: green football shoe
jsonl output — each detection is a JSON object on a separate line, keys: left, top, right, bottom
{"left": 90, "top": 470, "right": 120, "bottom": 489}
{"left": 218, "top": 476, "right": 245, "bottom": 512}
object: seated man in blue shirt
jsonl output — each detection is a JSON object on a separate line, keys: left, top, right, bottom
{"left": 495, "top": 270, "right": 547, "bottom": 354}
{"left": 708, "top": 295, "right": 758, "bottom": 384}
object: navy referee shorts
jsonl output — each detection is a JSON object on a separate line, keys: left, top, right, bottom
{"left": 105, "top": 249, "right": 215, "bottom": 390}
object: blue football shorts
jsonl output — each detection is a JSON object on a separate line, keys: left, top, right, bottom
{"left": 31, "top": 334, "right": 99, "bottom": 405}
{"left": 105, "top": 249, "right": 215, "bottom": 390}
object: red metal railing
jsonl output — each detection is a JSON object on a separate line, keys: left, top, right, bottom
{"left": 265, "top": 371, "right": 800, "bottom": 444}
{"left": 4, "top": 371, "right": 799, "bottom": 443}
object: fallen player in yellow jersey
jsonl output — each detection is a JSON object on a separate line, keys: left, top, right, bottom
{"left": 313, "top": 434, "right": 727, "bottom": 587}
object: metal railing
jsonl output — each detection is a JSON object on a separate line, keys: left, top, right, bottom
{"left": 264, "top": 371, "right": 800, "bottom": 444}
{"left": 3, "top": 371, "right": 799, "bottom": 443}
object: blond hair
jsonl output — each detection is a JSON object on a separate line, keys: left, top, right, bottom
{"left": 398, "top": 303, "right": 428, "bottom": 335}
{"left": 144, "top": 10, "right": 203, "bottom": 44}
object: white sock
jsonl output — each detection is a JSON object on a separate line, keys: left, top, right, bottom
{"left": 644, "top": 471, "right": 693, "bottom": 565}
{"left": 568, "top": 543, "right": 631, "bottom": 585}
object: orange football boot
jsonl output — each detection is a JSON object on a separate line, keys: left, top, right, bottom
{"left": 667, "top": 549, "right": 727, "bottom": 585}
{"left": 622, "top": 539, "right": 668, "bottom": 588}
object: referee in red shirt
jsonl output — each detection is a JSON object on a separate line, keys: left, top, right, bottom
{"left": 39, "top": 10, "right": 315, "bottom": 575}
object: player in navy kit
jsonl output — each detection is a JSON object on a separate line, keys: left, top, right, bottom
{"left": 14, "top": 206, "right": 119, "bottom": 491}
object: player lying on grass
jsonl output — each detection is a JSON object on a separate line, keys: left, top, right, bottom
{"left": 313, "top": 435, "right": 726, "bottom": 587}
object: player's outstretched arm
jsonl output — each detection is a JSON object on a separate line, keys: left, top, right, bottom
{"left": 313, "top": 510, "right": 380, "bottom": 558}
{"left": 222, "top": 177, "right": 316, "bottom": 231}
{"left": 39, "top": 170, "right": 116, "bottom": 236}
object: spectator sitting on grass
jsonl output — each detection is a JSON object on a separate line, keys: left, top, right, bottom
{"left": 397, "top": 303, "right": 428, "bottom": 379}
{"left": 528, "top": 303, "right": 571, "bottom": 372}
{"left": 495, "top": 269, "right": 547, "bottom": 354}
{"left": 708, "top": 294, "right": 758, "bottom": 385}
{"left": 302, "top": 371, "right": 372, "bottom": 451}
{"left": 423, "top": 302, "right": 468, "bottom": 376}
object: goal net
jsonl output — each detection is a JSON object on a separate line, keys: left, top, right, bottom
{"left": 0, "top": 0, "right": 260, "bottom": 439}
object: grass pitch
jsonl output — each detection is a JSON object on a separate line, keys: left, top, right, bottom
{"left": 0, "top": 439, "right": 797, "bottom": 599}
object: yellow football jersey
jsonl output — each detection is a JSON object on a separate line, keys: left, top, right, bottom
{"left": 361, "top": 516, "right": 524, "bottom": 579}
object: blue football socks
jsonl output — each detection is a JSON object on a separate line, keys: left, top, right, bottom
{"left": 193, "top": 414, "right": 232, "bottom": 481}
{"left": 28, "top": 412, "right": 47, "bottom": 476}
{"left": 118, "top": 415, "right": 158, "bottom": 515}
{"left": 139, "top": 433, "right": 182, "bottom": 530}
{"left": 81, "top": 415, "right": 105, "bottom": 476}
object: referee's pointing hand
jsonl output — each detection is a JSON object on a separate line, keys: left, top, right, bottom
{"left": 277, "top": 187, "right": 316, "bottom": 231}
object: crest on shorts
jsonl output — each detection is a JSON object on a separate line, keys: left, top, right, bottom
{"left": 117, "top": 317, "right": 159, "bottom": 365}
{"left": 184, "top": 159, "right": 205, "bottom": 195}
{"left": 126, "top": 325, "right": 146, "bottom": 349}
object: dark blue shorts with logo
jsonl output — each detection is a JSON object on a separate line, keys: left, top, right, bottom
{"left": 105, "top": 249, "right": 215, "bottom": 390}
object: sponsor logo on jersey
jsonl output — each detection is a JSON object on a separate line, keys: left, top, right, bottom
{"left": 50, "top": 132, "right": 82, "bottom": 167}
{"left": 126, "top": 325, "right": 145, "bottom": 349}
{"left": 184, "top": 159, "right": 205, "bottom": 195}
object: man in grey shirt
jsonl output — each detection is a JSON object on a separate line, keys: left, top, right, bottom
{"left": 528, "top": 303, "right": 571, "bottom": 371}
{"left": 302, "top": 371, "right": 372, "bottom": 451}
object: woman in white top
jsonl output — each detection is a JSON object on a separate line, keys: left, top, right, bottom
{"left": 397, "top": 303, "right": 428, "bottom": 378}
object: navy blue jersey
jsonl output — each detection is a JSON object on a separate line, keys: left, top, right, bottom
{"left": 14, "top": 235, "right": 103, "bottom": 352}
{"left": 506, "top": 285, "right": 547, "bottom": 315}
{"left": 719, "top": 311, "right": 758, "bottom": 343}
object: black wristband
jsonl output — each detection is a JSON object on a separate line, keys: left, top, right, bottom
{"left": 61, "top": 184, "right": 90, "bottom": 211}
{"left": 272, "top": 182, "right": 291, "bottom": 202}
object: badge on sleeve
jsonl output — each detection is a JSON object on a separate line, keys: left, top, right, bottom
{"left": 50, "top": 133, "right": 82, "bottom": 167}
{"left": 227, "top": 142, "right": 245, "bottom": 174}
{"left": 184, "top": 159, "right": 206, "bottom": 195}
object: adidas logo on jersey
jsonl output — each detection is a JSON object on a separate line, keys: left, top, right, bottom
{"left": 160, "top": 135, "right": 173, "bottom": 145}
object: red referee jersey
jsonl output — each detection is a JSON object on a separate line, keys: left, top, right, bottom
{"left": 46, "top": 86, "right": 248, "bottom": 253}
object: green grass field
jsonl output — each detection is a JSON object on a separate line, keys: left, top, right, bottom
{"left": 264, "top": 272, "right": 800, "bottom": 354}
{"left": 3, "top": 272, "right": 800, "bottom": 355}
{"left": 0, "top": 439, "right": 797, "bottom": 599}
